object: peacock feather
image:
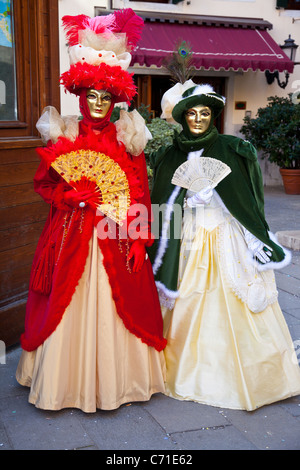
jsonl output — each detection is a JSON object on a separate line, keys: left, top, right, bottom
{"left": 163, "top": 40, "right": 194, "bottom": 84}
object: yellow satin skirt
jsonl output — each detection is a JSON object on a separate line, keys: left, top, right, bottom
{"left": 163, "top": 225, "right": 300, "bottom": 411}
{"left": 16, "top": 230, "right": 165, "bottom": 413}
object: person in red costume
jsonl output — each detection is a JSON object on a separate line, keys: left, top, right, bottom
{"left": 16, "top": 10, "right": 166, "bottom": 413}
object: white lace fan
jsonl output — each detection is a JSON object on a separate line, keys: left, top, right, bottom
{"left": 171, "top": 156, "right": 231, "bottom": 191}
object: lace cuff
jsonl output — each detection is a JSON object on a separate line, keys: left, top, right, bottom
{"left": 115, "top": 109, "right": 152, "bottom": 156}
{"left": 36, "top": 106, "right": 79, "bottom": 144}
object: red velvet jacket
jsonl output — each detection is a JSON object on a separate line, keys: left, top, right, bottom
{"left": 20, "top": 124, "right": 166, "bottom": 352}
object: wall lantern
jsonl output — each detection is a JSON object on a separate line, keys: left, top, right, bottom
{"left": 265, "top": 35, "right": 299, "bottom": 89}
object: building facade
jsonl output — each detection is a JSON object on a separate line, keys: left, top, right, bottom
{"left": 60, "top": 0, "right": 300, "bottom": 184}
{"left": 59, "top": 1, "right": 300, "bottom": 131}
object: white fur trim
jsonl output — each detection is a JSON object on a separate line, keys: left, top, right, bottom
{"left": 156, "top": 281, "right": 179, "bottom": 299}
{"left": 247, "top": 231, "right": 292, "bottom": 272}
{"left": 152, "top": 185, "right": 182, "bottom": 275}
{"left": 187, "top": 149, "right": 204, "bottom": 160}
{"left": 189, "top": 84, "right": 226, "bottom": 105}
{"left": 156, "top": 281, "right": 179, "bottom": 310}
{"left": 189, "top": 84, "right": 214, "bottom": 96}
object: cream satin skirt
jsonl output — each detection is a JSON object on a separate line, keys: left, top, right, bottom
{"left": 16, "top": 230, "right": 165, "bottom": 413}
{"left": 163, "top": 208, "right": 300, "bottom": 411}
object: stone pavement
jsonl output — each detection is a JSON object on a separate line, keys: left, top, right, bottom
{"left": 0, "top": 187, "right": 299, "bottom": 452}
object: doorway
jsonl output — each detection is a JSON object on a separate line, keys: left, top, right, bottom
{"left": 135, "top": 73, "right": 226, "bottom": 132}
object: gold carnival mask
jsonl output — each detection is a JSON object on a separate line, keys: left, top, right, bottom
{"left": 185, "top": 105, "right": 212, "bottom": 135}
{"left": 86, "top": 89, "right": 112, "bottom": 119}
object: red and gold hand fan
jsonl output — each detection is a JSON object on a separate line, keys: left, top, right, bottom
{"left": 51, "top": 149, "right": 131, "bottom": 224}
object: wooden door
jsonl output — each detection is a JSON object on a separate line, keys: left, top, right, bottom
{"left": 0, "top": 0, "right": 60, "bottom": 348}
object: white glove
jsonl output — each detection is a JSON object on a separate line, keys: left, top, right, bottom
{"left": 186, "top": 186, "right": 213, "bottom": 208}
{"left": 243, "top": 228, "right": 273, "bottom": 264}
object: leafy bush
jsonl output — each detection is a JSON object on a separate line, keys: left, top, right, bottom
{"left": 145, "top": 118, "right": 181, "bottom": 189}
{"left": 110, "top": 103, "right": 152, "bottom": 124}
{"left": 111, "top": 105, "right": 181, "bottom": 188}
{"left": 240, "top": 95, "right": 300, "bottom": 169}
{"left": 144, "top": 117, "right": 181, "bottom": 156}
{"left": 136, "top": 103, "right": 152, "bottom": 124}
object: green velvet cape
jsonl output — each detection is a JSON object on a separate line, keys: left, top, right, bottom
{"left": 147, "top": 127, "right": 288, "bottom": 296}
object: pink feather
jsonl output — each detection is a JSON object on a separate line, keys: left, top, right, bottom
{"left": 111, "top": 8, "right": 144, "bottom": 50}
{"left": 62, "top": 14, "right": 116, "bottom": 46}
{"left": 88, "top": 14, "right": 116, "bottom": 34}
{"left": 62, "top": 10, "right": 143, "bottom": 49}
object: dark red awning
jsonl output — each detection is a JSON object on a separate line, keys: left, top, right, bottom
{"left": 131, "top": 22, "right": 294, "bottom": 73}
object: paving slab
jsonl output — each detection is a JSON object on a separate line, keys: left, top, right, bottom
{"left": 276, "top": 231, "right": 300, "bottom": 251}
{"left": 263, "top": 187, "right": 300, "bottom": 233}
{"left": 277, "top": 290, "right": 300, "bottom": 315}
{"left": 170, "top": 425, "right": 258, "bottom": 450}
{"left": 74, "top": 403, "right": 179, "bottom": 451}
{"left": 223, "top": 401, "right": 300, "bottom": 450}
{"left": 275, "top": 271, "right": 300, "bottom": 297}
{"left": 141, "top": 393, "right": 228, "bottom": 434}
{"left": 0, "top": 396, "right": 95, "bottom": 450}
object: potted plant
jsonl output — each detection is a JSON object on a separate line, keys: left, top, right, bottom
{"left": 240, "top": 95, "right": 300, "bottom": 194}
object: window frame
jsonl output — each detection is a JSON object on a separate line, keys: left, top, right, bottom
{"left": 128, "top": 0, "right": 170, "bottom": 3}
{"left": 277, "top": 0, "right": 300, "bottom": 10}
{"left": 0, "top": 0, "right": 60, "bottom": 141}
{"left": 0, "top": 1, "right": 36, "bottom": 136}
{"left": 287, "top": 0, "right": 300, "bottom": 9}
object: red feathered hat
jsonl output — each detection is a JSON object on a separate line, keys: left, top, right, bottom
{"left": 60, "top": 9, "right": 144, "bottom": 104}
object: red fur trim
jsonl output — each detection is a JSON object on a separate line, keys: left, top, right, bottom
{"left": 60, "top": 62, "right": 136, "bottom": 103}
{"left": 52, "top": 181, "right": 73, "bottom": 211}
{"left": 21, "top": 208, "right": 95, "bottom": 352}
{"left": 97, "top": 223, "right": 167, "bottom": 352}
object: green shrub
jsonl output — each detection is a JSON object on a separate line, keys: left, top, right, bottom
{"left": 145, "top": 118, "right": 181, "bottom": 189}
{"left": 145, "top": 117, "right": 181, "bottom": 156}
{"left": 111, "top": 106, "right": 181, "bottom": 188}
{"left": 240, "top": 95, "right": 300, "bottom": 169}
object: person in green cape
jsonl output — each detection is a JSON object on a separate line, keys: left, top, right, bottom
{"left": 148, "top": 81, "right": 300, "bottom": 411}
